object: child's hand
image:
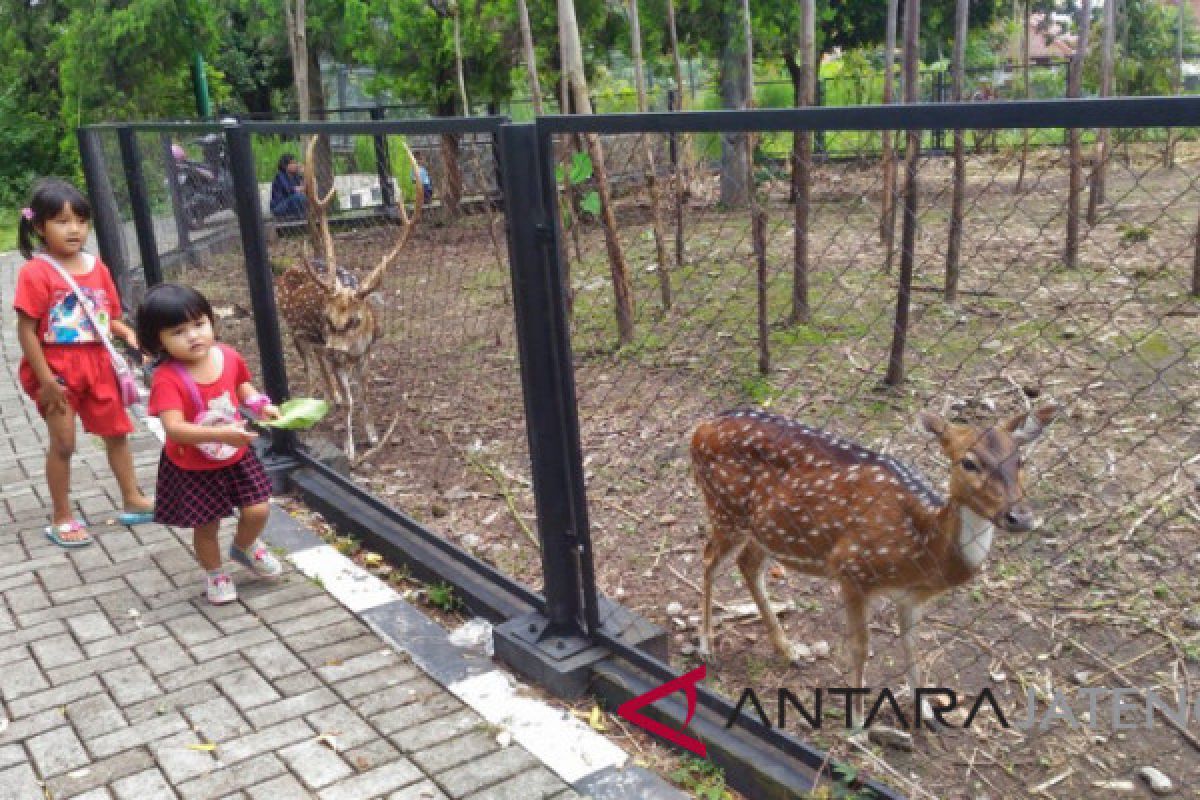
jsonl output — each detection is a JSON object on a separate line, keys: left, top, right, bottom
{"left": 216, "top": 424, "right": 258, "bottom": 447}
{"left": 39, "top": 379, "right": 68, "bottom": 415}
{"left": 260, "top": 404, "right": 282, "bottom": 421}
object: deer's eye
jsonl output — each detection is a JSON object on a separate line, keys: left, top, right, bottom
{"left": 960, "top": 457, "right": 979, "bottom": 473}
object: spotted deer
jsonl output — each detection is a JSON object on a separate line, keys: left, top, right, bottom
{"left": 275, "top": 135, "right": 423, "bottom": 460}
{"left": 691, "top": 404, "right": 1058, "bottom": 725}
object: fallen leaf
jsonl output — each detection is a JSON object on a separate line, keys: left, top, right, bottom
{"left": 588, "top": 705, "right": 607, "bottom": 733}
{"left": 364, "top": 553, "right": 383, "bottom": 567}
{"left": 316, "top": 733, "right": 340, "bottom": 751}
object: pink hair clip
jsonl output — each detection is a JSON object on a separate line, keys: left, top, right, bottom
{"left": 21, "top": 208, "right": 34, "bottom": 221}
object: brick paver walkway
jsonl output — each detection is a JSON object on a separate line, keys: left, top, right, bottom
{"left": 0, "top": 253, "right": 598, "bottom": 800}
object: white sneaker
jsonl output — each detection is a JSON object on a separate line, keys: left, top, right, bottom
{"left": 229, "top": 541, "right": 283, "bottom": 579}
{"left": 205, "top": 572, "right": 238, "bottom": 605}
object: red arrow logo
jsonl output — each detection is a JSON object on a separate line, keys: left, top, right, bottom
{"left": 617, "top": 664, "right": 708, "bottom": 757}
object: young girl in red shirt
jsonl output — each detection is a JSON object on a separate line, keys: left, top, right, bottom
{"left": 137, "top": 283, "right": 284, "bottom": 604}
{"left": 13, "top": 179, "right": 155, "bottom": 547}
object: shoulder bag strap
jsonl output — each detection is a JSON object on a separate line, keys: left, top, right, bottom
{"left": 167, "top": 361, "right": 204, "bottom": 419}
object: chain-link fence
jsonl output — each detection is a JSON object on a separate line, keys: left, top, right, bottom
{"left": 536, "top": 100, "right": 1199, "bottom": 798}
{"left": 83, "top": 98, "right": 1200, "bottom": 799}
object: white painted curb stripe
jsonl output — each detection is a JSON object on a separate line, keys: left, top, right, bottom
{"left": 449, "top": 670, "right": 628, "bottom": 784}
{"left": 288, "top": 545, "right": 398, "bottom": 613}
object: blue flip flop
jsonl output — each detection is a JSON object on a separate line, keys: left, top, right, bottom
{"left": 45, "top": 520, "right": 94, "bottom": 548}
{"left": 117, "top": 510, "right": 155, "bottom": 526}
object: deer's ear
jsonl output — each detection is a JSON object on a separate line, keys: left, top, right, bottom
{"left": 1003, "top": 402, "right": 1059, "bottom": 445}
{"left": 916, "top": 411, "right": 949, "bottom": 441}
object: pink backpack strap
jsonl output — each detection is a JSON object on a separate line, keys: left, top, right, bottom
{"left": 168, "top": 361, "right": 203, "bottom": 420}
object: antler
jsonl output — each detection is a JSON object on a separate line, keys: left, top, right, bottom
{"left": 304, "top": 135, "right": 340, "bottom": 291}
{"left": 359, "top": 140, "right": 424, "bottom": 297}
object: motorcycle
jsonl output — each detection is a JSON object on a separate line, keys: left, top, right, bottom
{"left": 172, "top": 134, "right": 235, "bottom": 231}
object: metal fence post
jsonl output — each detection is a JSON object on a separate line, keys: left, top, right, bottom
{"left": 370, "top": 105, "right": 396, "bottom": 211}
{"left": 117, "top": 127, "right": 164, "bottom": 289}
{"left": 492, "top": 121, "right": 616, "bottom": 697}
{"left": 224, "top": 121, "right": 296, "bottom": 458}
{"left": 77, "top": 128, "right": 134, "bottom": 311}
{"left": 501, "top": 122, "right": 594, "bottom": 635}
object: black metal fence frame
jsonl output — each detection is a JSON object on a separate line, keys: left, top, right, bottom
{"left": 80, "top": 95, "right": 1200, "bottom": 800}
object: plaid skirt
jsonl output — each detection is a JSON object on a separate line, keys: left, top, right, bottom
{"left": 154, "top": 450, "right": 272, "bottom": 528}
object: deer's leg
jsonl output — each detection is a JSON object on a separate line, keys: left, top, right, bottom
{"left": 294, "top": 339, "right": 315, "bottom": 395}
{"left": 841, "top": 583, "right": 870, "bottom": 730}
{"left": 737, "top": 542, "right": 796, "bottom": 664}
{"left": 318, "top": 352, "right": 342, "bottom": 406}
{"left": 698, "top": 519, "right": 746, "bottom": 663}
{"left": 356, "top": 357, "right": 377, "bottom": 444}
{"left": 335, "top": 365, "right": 356, "bottom": 460}
{"left": 897, "top": 596, "right": 935, "bottom": 725}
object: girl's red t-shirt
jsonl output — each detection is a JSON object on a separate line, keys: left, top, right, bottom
{"left": 12, "top": 254, "right": 122, "bottom": 345}
{"left": 149, "top": 344, "right": 252, "bottom": 470}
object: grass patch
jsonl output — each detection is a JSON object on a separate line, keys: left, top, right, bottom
{"left": 0, "top": 210, "right": 17, "bottom": 253}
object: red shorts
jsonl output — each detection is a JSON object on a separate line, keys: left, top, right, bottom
{"left": 19, "top": 346, "right": 134, "bottom": 437}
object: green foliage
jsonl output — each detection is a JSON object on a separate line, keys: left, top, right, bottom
{"left": 426, "top": 581, "right": 462, "bottom": 612}
{"left": 1119, "top": 223, "right": 1152, "bottom": 244}
{"left": 1084, "top": 0, "right": 1200, "bottom": 96}
{"left": 354, "top": 0, "right": 518, "bottom": 115}
{"left": 669, "top": 756, "right": 732, "bottom": 800}
{"left": 58, "top": 0, "right": 224, "bottom": 126}
{"left": 555, "top": 151, "right": 601, "bottom": 227}
{"left": 740, "top": 375, "right": 774, "bottom": 404}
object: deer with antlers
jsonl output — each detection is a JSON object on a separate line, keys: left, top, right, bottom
{"left": 275, "top": 135, "right": 423, "bottom": 461}
{"left": 692, "top": 404, "right": 1058, "bottom": 727}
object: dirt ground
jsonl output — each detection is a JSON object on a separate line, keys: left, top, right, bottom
{"left": 178, "top": 137, "right": 1200, "bottom": 800}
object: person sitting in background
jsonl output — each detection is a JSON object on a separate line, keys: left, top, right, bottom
{"left": 269, "top": 154, "right": 306, "bottom": 219}
{"left": 414, "top": 162, "right": 433, "bottom": 204}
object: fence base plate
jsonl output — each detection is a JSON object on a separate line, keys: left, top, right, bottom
{"left": 495, "top": 597, "right": 668, "bottom": 699}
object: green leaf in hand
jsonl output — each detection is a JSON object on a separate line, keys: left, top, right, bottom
{"left": 261, "top": 397, "right": 331, "bottom": 430}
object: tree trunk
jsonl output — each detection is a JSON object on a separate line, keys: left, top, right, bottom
{"left": 1088, "top": 0, "right": 1116, "bottom": 224}
{"left": 719, "top": 0, "right": 751, "bottom": 207}
{"left": 885, "top": 0, "right": 921, "bottom": 387}
{"left": 283, "top": 0, "right": 310, "bottom": 120}
{"left": 452, "top": 8, "right": 470, "bottom": 116}
{"left": 665, "top": 0, "right": 688, "bottom": 268}
{"left": 1167, "top": 0, "right": 1185, "bottom": 167}
{"left": 629, "top": 0, "right": 672, "bottom": 310}
{"left": 881, "top": 0, "right": 899, "bottom": 271}
{"left": 440, "top": 132, "right": 463, "bottom": 214}
{"left": 753, "top": 191, "right": 770, "bottom": 376}
{"left": 1016, "top": 0, "right": 1031, "bottom": 193}
{"left": 515, "top": 0, "right": 543, "bottom": 114}
{"left": 1065, "top": 0, "right": 1092, "bottom": 271}
{"left": 945, "top": 0, "right": 968, "bottom": 305}
{"left": 1193, "top": 202, "right": 1200, "bottom": 296}
{"left": 559, "top": 0, "right": 634, "bottom": 344}
{"left": 790, "top": 0, "right": 815, "bottom": 325}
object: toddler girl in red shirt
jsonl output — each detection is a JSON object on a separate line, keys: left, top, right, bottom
{"left": 137, "top": 283, "right": 284, "bottom": 605}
